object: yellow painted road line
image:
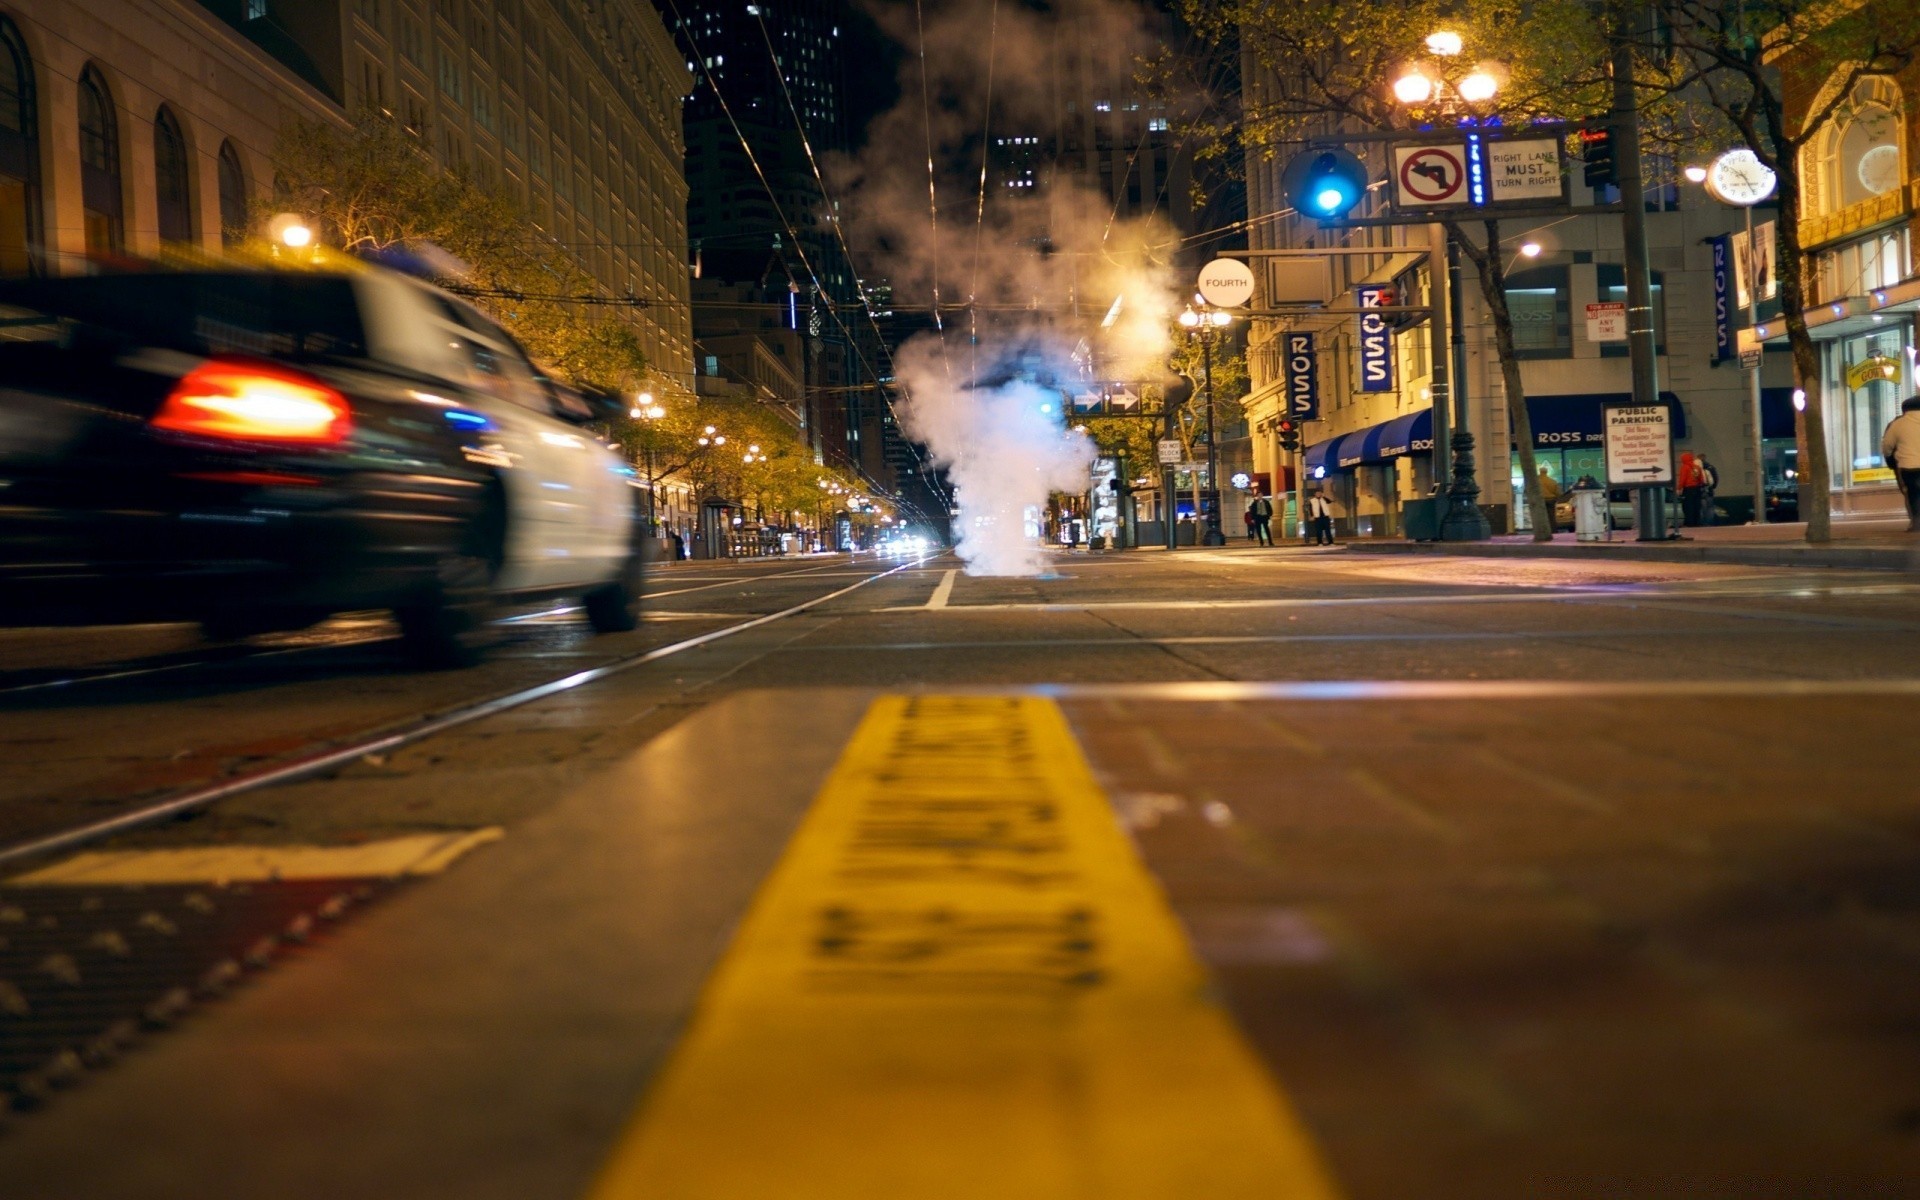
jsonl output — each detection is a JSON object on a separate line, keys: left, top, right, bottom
{"left": 586, "top": 695, "right": 1342, "bottom": 1200}
{"left": 5, "top": 828, "right": 504, "bottom": 886}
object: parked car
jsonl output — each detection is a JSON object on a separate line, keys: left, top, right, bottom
{"left": 1765, "top": 482, "right": 1800, "bottom": 523}
{"left": 1551, "top": 487, "right": 1687, "bottom": 532}
{"left": 0, "top": 264, "right": 645, "bottom": 666}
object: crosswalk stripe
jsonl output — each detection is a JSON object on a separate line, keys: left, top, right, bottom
{"left": 584, "top": 694, "right": 1342, "bottom": 1199}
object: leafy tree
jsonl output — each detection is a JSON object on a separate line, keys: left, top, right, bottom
{"left": 270, "top": 111, "right": 649, "bottom": 394}
{"left": 1648, "top": 0, "right": 1920, "bottom": 542}
{"left": 1174, "top": 0, "right": 1610, "bottom": 539}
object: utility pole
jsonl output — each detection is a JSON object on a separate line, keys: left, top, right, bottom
{"left": 1612, "top": 7, "right": 1670, "bottom": 541}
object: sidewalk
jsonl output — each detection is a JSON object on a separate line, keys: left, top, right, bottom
{"left": 1346, "top": 515, "right": 1920, "bottom": 572}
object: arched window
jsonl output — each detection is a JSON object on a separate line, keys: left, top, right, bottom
{"left": 154, "top": 105, "right": 192, "bottom": 244}
{"left": 0, "top": 16, "right": 39, "bottom": 274}
{"left": 1805, "top": 77, "right": 1906, "bottom": 218}
{"left": 77, "top": 66, "right": 122, "bottom": 253}
{"left": 217, "top": 140, "right": 247, "bottom": 247}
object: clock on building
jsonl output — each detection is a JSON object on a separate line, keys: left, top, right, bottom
{"left": 1705, "top": 148, "right": 1779, "bottom": 206}
{"left": 1858, "top": 144, "right": 1902, "bottom": 196}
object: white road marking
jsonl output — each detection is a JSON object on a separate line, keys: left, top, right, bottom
{"left": 926, "top": 568, "right": 958, "bottom": 610}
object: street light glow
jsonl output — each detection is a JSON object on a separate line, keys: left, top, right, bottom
{"left": 1425, "top": 30, "right": 1463, "bottom": 56}
{"left": 1179, "top": 307, "right": 1201, "bottom": 328}
{"left": 1684, "top": 164, "right": 1708, "bottom": 183}
{"left": 1457, "top": 65, "right": 1503, "bottom": 102}
{"left": 1519, "top": 241, "right": 1542, "bottom": 258}
{"left": 1391, "top": 68, "right": 1435, "bottom": 104}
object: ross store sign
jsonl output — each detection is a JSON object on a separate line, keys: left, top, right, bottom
{"left": 1585, "top": 301, "right": 1627, "bottom": 343}
{"left": 1485, "top": 139, "right": 1564, "bottom": 202}
{"left": 1711, "top": 235, "right": 1734, "bottom": 361}
{"left": 1356, "top": 286, "right": 1395, "bottom": 392}
{"left": 1603, "top": 404, "right": 1675, "bottom": 487}
{"left": 1285, "top": 331, "right": 1320, "bottom": 420}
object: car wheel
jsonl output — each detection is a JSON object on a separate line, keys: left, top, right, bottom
{"left": 582, "top": 550, "right": 643, "bottom": 633}
{"left": 396, "top": 494, "right": 503, "bottom": 669}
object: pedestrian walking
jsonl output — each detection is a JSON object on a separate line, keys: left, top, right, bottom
{"left": 1243, "top": 503, "right": 1257, "bottom": 542}
{"left": 1697, "top": 455, "right": 1719, "bottom": 526}
{"left": 1537, "top": 467, "right": 1562, "bottom": 505}
{"left": 1678, "top": 452, "right": 1706, "bottom": 526}
{"left": 1882, "top": 395, "right": 1920, "bottom": 532}
{"left": 1249, "top": 493, "right": 1274, "bottom": 546}
{"left": 1305, "top": 490, "right": 1335, "bottom": 546}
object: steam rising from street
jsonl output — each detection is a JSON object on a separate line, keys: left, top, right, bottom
{"left": 841, "top": 0, "right": 1183, "bottom": 575}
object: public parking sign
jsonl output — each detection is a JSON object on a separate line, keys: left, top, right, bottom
{"left": 1603, "top": 404, "right": 1674, "bottom": 488}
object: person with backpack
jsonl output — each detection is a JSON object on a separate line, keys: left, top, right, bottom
{"left": 1249, "top": 492, "right": 1274, "bottom": 546}
{"left": 1881, "top": 395, "right": 1920, "bottom": 532}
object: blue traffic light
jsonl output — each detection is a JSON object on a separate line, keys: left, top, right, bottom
{"left": 1282, "top": 148, "right": 1369, "bottom": 220}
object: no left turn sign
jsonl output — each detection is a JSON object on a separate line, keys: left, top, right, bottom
{"left": 1393, "top": 144, "right": 1468, "bottom": 207}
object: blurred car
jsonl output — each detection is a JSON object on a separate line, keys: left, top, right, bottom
{"left": 1765, "top": 482, "right": 1800, "bottom": 522}
{"left": 1551, "top": 487, "right": 1687, "bottom": 532}
{"left": 0, "top": 265, "right": 644, "bottom": 666}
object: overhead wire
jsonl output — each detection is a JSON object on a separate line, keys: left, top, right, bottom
{"left": 966, "top": 0, "right": 1001, "bottom": 384}
{"left": 746, "top": 6, "right": 948, "bottom": 507}
{"left": 660, "top": 0, "right": 943, "bottom": 519}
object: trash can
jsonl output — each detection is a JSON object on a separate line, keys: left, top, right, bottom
{"left": 1574, "top": 489, "right": 1610, "bottom": 541}
{"left": 1402, "top": 497, "right": 1442, "bottom": 542}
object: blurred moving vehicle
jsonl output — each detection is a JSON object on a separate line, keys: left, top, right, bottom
{"left": 0, "top": 264, "right": 644, "bottom": 666}
{"left": 1550, "top": 487, "right": 1688, "bottom": 532}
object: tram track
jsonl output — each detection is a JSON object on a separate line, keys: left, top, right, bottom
{"left": 0, "top": 555, "right": 934, "bottom": 872}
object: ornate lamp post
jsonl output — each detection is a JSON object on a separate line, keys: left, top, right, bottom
{"left": 1390, "top": 31, "right": 1501, "bottom": 542}
{"left": 628, "top": 392, "right": 666, "bottom": 532}
{"left": 1178, "top": 301, "right": 1236, "bottom": 546}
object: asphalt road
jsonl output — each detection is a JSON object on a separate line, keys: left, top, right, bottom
{"left": 5, "top": 544, "right": 1919, "bottom": 1197}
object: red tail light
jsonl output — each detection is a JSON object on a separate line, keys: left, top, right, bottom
{"left": 152, "top": 359, "right": 352, "bottom": 445}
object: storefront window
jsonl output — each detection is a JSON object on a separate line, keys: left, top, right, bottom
{"left": 1815, "top": 228, "right": 1909, "bottom": 300}
{"left": 1504, "top": 265, "right": 1570, "bottom": 358}
{"left": 0, "top": 16, "right": 38, "bottom": 275}
{"left": 1829, "top": 325, "right": 1912, "bottom": 487}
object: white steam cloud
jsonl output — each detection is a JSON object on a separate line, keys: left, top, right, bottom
{"left": 839, "top": 0, "right": 1185, "bottom": 576}
{"left": 894, "top": 341, "right": 1096, "bottom": 577}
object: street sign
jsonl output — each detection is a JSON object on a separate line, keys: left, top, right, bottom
{"left": 1485, "top": 139, "right": 1563, "bottom": 203}
{"left": 1156, "top": 438, "right": 1183, "bottom": 465}
{"left": 1392, "top": 144, "right": 1468, "bottom": 207}
{"left": 1356, "top": 286, "right": 1394, "bottom": 392}
{"left": 1585, "top": 302, "right": 1627, "bottom": 343}
{"left": 1740, "top": 347, "right": 1762, "bottom": 369}
{"left": 1197, "top": 258, "right": 1255, "bottom": 308}
{"left": 1603, "top": 404, "right": 1674, "bottom": 488}
{"left": 1285, "top": 331, "right": 1319, "bottom": 420}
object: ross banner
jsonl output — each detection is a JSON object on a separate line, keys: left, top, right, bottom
{"left": 1356, "top": 285, "right": 1395, "bottom": 393}
{"left": 1285, "top": 331, "right": 1319, "bottom": 420}
{"left": 1711, "top": 235, "right": 1734, "bottom": 361}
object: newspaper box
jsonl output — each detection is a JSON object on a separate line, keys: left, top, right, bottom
{"left": 1574, "top": 488, "right": 1610, "bottom": 542}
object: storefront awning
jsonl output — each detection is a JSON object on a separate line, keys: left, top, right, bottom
{"left": 1305, "top": 409, "right": 1436, "bottom": 475}
{"left": 1747, "top": 275, "right": 1920, "bottom": 347}
{"left": 1522, "top": 392, "right": 1687, "bottom": 448}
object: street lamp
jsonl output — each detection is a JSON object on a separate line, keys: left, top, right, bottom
{"left": 1178, "top": 301, "right": 1236, "bottom": 546}
{"left": 1388, "top": 31, "right": 1504, "bottom": 542}
{"left": 631, "top": 393, "right": 666, "bottom": 531}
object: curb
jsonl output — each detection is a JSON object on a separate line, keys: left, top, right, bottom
{"left": 1341, "top": 538, "right": 1920, "bottom": 573}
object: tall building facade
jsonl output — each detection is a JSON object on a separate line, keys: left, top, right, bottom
{"left": 1, "top": 0, "right": 694, "bottom": 395}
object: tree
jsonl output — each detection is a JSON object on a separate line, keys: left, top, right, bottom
{"left": 1650, "top": 0, "right": 1920, "bottom": 542}
{"left": 1174, "top": 0, "right": 1611, "bottom": 539}
{"left": 271, "top": 111, "right": 650, "bottom": 394}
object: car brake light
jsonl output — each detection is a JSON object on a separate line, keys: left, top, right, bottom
{"left": 153, "top": 359, "right": 351, "bottom": 445}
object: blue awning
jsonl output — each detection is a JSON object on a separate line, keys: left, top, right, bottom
{"left": 1304, "top": 433, "right": 1345, "bottom": 474}
{"left": 1761, "top": 387, "right": 1797, "bottom": 440}
{"left": 1522, "top": 391, "right": 1687, "bottom": 448}
{"left": 1306, "top": 409, "right": 1438, "bottom": 474}
{"left": 1374, "top": 409, "right": 1434, "bottom": 458}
